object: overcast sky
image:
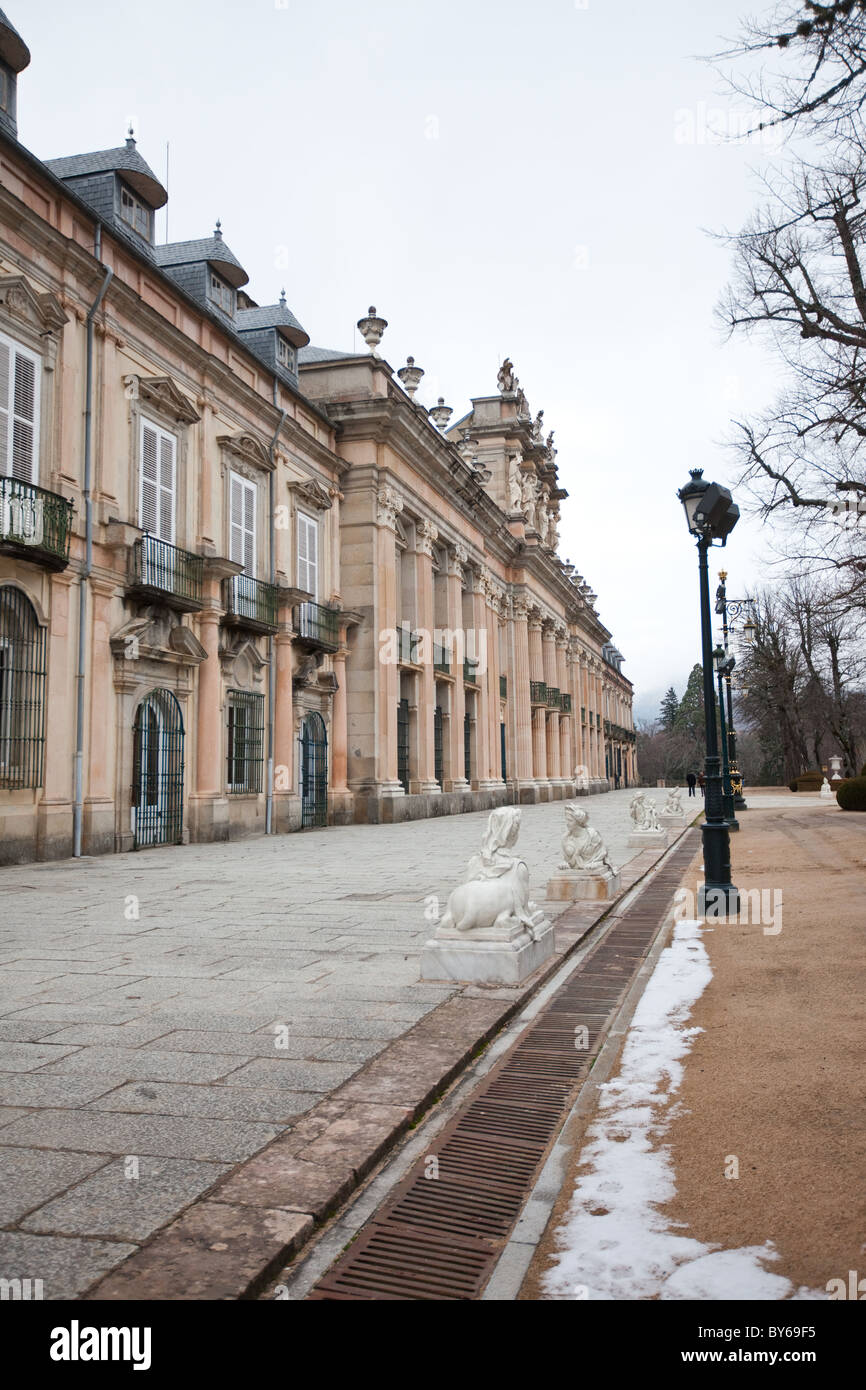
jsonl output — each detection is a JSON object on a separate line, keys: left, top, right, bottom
{"left": 18, "top": 0, "right": 789, "bottom": 718}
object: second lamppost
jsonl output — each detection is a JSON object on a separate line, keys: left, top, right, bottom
{"left": 677, "top": 468, "right": 740, "bottom": 919}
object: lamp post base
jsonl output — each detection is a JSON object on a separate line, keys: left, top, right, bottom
{"left": 699, "top": 882, "right": 740, "bottom": 919}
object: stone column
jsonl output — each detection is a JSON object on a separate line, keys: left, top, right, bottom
{"left": 412, "top": 520, "right": 441, "bottom": 795}
{"left": 475, "top": 568, "right": 503, "bottom": 789}
{"left": 444, "top": 545, "right": 469, "bottom": 792}
{"left": 542, "top": 621, "right": 560, "bottom": 783}
{"left": 272, "top": 624, "right": 297, "bottom": 831}
{"left": 188, "top": 591, "right": 229, "bottom": 842}
{"left": 470, "top": 574, "right": 492, "bottom": 785}
{"left": 557, "top": 631, "right": 572, "bottom": 787}
{"left": 507, "top": 594, "right": 535, "bottom": 796}
{"left": 528, "top": 609, "right": 547, "bottom": 787}
{"left": 375, "top": 485, "right": 405, "bottom": 797}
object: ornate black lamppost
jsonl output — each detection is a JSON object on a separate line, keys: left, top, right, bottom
{"left": 713, "top": 644, "right": 738, "bottom": 831}
{"left": 714, "top": 571, "right": 755, "bottom": 813}
{"left": 677, "top": 469, "right": 740, "bottom": 919}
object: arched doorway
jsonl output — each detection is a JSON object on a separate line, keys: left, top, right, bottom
{"left": 299, "top": 710, "right": 328, "bottom": 828}
{"left": 132, "top": 689, "right": 184, "bottom": 848}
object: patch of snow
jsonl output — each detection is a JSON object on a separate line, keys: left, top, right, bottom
{"left": 541, "top": 919, "right": 823, "bottom": 1301}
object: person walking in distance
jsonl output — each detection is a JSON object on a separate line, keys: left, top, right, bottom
{"left": 697, "top": 771, "right": 705, "bottom": 797}
{"left": 686, "top": 772, "right": 697, "bottom": 798}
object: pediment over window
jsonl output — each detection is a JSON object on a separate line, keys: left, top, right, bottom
{"left": 0, "top": 276, "right": 67, "bottom": 333}
{"left": 289, "top": 475, "right": 333, "bottom": 510}
{"left": 126, "top": 375, "right": 201, "bottom": 425}
{"left": 218, "top": 431, "right": 272, "bottom": 475}
{"left": 219, "top": 635, "right": 267, "bottom": 689}
{"left": 109, "top": 612, "right": 206, "bottom": 665}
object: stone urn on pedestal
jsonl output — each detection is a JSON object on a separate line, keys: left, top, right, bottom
{"left": 627, "top": 791, "right": 668, "bottom": 849}
{"left": 658, "top": 785, "right": 687, "bottom": 828}
{"left": 547, "top": 803, "right": 621, "bottom": 902}
{"left": 421, "top": 807, "right": 554, "bottom": 985}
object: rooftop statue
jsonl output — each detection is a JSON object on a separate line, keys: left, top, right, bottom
{"left": 497, "top": 358, "right": 516, "bottom": 393}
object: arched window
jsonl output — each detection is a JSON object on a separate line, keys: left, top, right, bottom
{"left": 0, "top": 586, "right": 46, "bottom": 789}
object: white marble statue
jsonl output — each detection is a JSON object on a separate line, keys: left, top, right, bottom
{"left": 497, "top": 358, "right": 516, "bottom": 393}
{"left": 438, "top": 807, "right": 547, "bottom": 939}
{"left": 662, "top": 786, "right": 684, "bottom": 816}
{"left": 820, "top": 777, "right": 833, "bottom": 799}
{"left": 630, "top": 791, "right": 660, "bottom": 832}
{"left": 559, "top": 804, "right": 614, "bottom": 874}
{"left": 521, "top": 473, "right": 538, "bottom": 530}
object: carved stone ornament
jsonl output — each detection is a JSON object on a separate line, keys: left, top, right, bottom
{"left": 438, "top": 808, "right": 548, "bottom": 940}
{"left": 217, "top": 430, "right": 272, "bottom": 474}
{"left": 110, "top": 611, "right": 206, "bottom": 666}
{"left": 497, "top": 358, "right": 517, "bottom": 394}
{"left": 124, "top": 374, "right": 200, "bottom": 425}
{"left": 376, "top": 484, "right": 404, "bottom": 530}
{"left": 290, "top": 475, "right": 333, "bottom": 510}
{"left": 630, "top": 791, "right": 660, "bottom": 832}
{"left": 0, "top": 275, "right": 68, "bottom": 334}
{"left": 219, "top": 636, "right": 267, "bottom": 690}
{"left": 416, "top": 518, "right": 439, "bottom": 556}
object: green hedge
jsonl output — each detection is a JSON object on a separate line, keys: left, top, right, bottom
{"left": 836, "top": 777, "right": 866, "bottom": 811}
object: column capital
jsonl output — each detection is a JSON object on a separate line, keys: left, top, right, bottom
{"left": 376, "top": 484, "right": 404, "bottom": 530}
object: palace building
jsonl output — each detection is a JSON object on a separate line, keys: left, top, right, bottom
{"left": 0, "top": 8, "right": 634, "bottom": 864}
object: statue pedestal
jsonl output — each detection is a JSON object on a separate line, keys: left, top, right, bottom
{"left": 546, "top": 868, "right": 621, "bottom": 902}
{"left": 420, "top": 919, "right": 555, "bottom": 985}
{"left": 627, "top": 828, "right": 668, "bottom": 849}
{"left": 659, "top": 812, "right": 686, "bottom": 829}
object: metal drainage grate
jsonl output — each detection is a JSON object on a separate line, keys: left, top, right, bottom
{"left": 310, "top": 832, "right": 700, "bottom": 1300}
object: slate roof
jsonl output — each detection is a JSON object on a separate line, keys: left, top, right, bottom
{"left": 236, "top": 301, "right": 309, "bottom": 348}
{"left": 298, "top": 345, "right": 355, "bottom": 364}
{"left": 0, "top": 9, "right": 30, "bottom": 71}
{"left": 154, "top": 233, "right": 248, "bottom": 287}
{"left": 46, "top": 143, "right": 168, "bottom": 208}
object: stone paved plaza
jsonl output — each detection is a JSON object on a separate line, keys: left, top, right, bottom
{"left": 0, "top": 788, "right": 655, "bottom": 1295}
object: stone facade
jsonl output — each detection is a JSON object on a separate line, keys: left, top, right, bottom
{"left": 0, "top": 10, "right": 635, "bottom": 863}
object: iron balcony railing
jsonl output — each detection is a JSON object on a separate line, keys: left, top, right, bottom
{"left": 561, "top": 693, "right": 572, "bottom": 713}
{"left": 132, "top": 534, "right": 203, "bottom": 607}
{"left": 546, "top": 686, "right": 561, "bottom": 709}
{"left": 463, "top": 658, "right": 480, "bottom": 684}
{"left": 530, "top": 681, "right": 547, "bottom": 705}
{"left": 433, "top": 642, "right": 450, "bottom": 675}
{"left": 0, "top": 476, "right": 73, "bottom": 568}
{"left": 500, "top": 675, "right": 507, "bottom": 700}
{"left": 223, "top": 574, "right": 279, "bottom": 630}
{"left": 296, "top": 600, "right": 339, "bottom": 650}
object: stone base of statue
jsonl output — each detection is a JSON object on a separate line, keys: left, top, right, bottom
{"left": 659, "top": 812, "right": 686, "bottom": 829}
{"left": 421, "top": 917, "right": 555, "bottom": 985}
{"left": 546, "top": 867, "right": 621, "bottom": 902}
{"left": 627, "top": 828, "right": 668, "bottom": 849}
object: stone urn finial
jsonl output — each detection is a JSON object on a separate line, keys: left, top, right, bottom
{"left": 397, "top": 356, "right": 424, "bottom": 397}
{"left": 429, "top": 397, "right": 453, "bottom": 430}
{"left": 458, "top": 427, "right": 475, "bottom": 460}
{"left": 357, "top": 305, "right": 388, "bottom": 354}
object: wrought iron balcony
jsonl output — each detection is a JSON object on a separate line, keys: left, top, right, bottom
{"left": 463, "top": 658, "right": 480, "bottom": 684}
{"left": 130, "top": 534, "right": 203, "bottom": 610}
{"left": 222, "top": 574, "right": 279, "bottom": 633}
{"left": 500, "top": 675, "right": 507, "bottom": 700}
{"left": 530, "top": 681, "right": 547, "bottom": 705}
{"left": 296, "top": 600, "right": 339, "bottom": 651}
{"left": 561, "top": 693, "right": 572, "bottom": 713}
{"left": 546, "top": 686, "right": 561, "bottom": 709}
{"left": 0, "top": 476, "right": 73, "bottom": 570}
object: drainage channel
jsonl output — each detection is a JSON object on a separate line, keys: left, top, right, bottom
{"left": 307, "top": 830, "right": 699, "bottom": 1300}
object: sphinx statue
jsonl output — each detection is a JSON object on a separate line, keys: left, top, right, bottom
{"left": 559, "top": 804, "right": 614, "bottom": 874}
{"left": 438, "top": 806, "right": 547, "bottom": 940}
{"left": 662, "top": 786, "right": 684, "bottom": 817}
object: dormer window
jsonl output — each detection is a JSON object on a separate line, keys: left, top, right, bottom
{"left": 119, "top": 183, "right": 150, "bottom": 239}
{"left": 209, "top": 272, "right": 233, "bottom": 314}
{"left": 276, "top": 334, "right": 296, "bottom": 373}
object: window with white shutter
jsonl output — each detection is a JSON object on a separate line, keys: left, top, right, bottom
{"left": 229, "top": 472, "right": 256, "bottom": 575}
{"left": 0, "top": 332, "right": 41, "bottom": 484}
{"left": 139, "top": 419, "right": 176, "bottom": 543}
{"left": 297, "top": 511, "right": 318, "bottom": 600}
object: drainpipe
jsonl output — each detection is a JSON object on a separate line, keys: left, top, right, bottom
{"left": 72, "top": 227, "right": 113, "bottom": 858}
{"left": 265, "top": 377, "right": 287, "bottom": 835}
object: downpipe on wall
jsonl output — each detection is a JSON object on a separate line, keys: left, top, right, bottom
{"left": 266, "top": 379, "right": 287, "bottom": 835}
{"left": 73, "top": 227, "right": 113, "bottom": 858}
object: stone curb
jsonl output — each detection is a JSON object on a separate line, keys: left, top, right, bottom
{"left": 84, "top": 834, "right": 687, "bottom": 1301}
